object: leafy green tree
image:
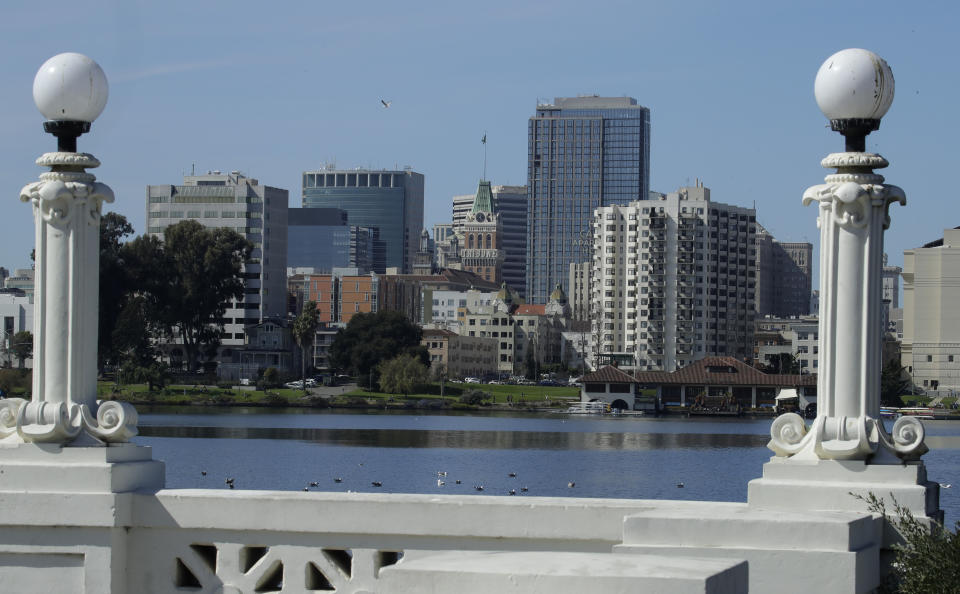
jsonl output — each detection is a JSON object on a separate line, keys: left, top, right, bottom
{"left": 881, "top": 359, "right": 911, "bottom": 407}
{"left": 292, "top": 301, "right": 320, "bottom": 393}
{"left": 261, "top": 367, "right": 280, "bottom": 389}
{"left": 377, "top": 353, "right": 430, "bottom": 395}
{"left": 160, "top": 221, "right": 251, "bottom": 371}
{"left": 10, "top": 331, "right": 33, "bottom": 369}
{"left": 329, "top": 310, "right": 427, "bottom": 388}
{"left": 763, "top": 352, "right": 801, "bottom": 375}
{"left": 122, "top": 361, "right": 170, "bottom": 392}
{"left": 98, "top": 212, "right": 135, "bottom": 369}
{"left": 524, "top": 347, "right": 537, "bottom": 380}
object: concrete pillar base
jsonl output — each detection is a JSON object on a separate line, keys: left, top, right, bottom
{"left": 748, "top": 457, "right": 940, "bottom": 520}
{"left": 379, "top": 550, "right": 748, "bottom": 594}
{"left": 0, "top": 443, "right": 164, "bottom": 494}
{"left": 616, "top": 501, "right": 880, "bottom": 593}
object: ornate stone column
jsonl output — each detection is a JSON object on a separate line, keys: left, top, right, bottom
{"left": 0, "top": 53, "right": 139, "bottom": 446}
{"left": 749, "top": 49, "right": 939, "bottom": 519}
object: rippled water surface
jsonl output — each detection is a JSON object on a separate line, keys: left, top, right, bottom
{"left": 134, "top": 408, "right": 960, "bottom": 526}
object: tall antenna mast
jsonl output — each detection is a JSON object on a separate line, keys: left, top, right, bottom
{"left": 481, "top": 131, "right": 488, "bottom": 181}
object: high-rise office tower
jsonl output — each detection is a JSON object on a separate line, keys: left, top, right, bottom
{"left": 526, "top": 96, "right": 650, "bottom": 304}
{"left": 453, "top": 184, "right": 527, "bottom": 297}
{"left": 592, "top": 185, "right": 756, "bottom": 372}
{"left": 146, "top": 171, "right": 289, "bottom": 350}
{"left": 302, "top": 168, "right": 424, "bottom": 273}
{"left": 754, "top": 225, "right": 813, "bottom": 317}
{"left": 287, "top": 208, "right": 381, "bottom": 273}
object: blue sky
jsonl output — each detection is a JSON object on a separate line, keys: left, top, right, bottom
{"left": 1, "top": 0, "right": 957, "bottom": 289}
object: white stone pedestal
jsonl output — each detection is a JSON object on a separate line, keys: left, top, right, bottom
{"left": 0, "top": 444, "right": 164, "bottom": 494}
{"left": 0, "top": 444, "right": 163, "bottom": 594}
{"left": 614, "top": 501, "right": 881, "bottom": 594}
{"left": 379, "top": 550, "right": 748, "bottom": 594}
{"left": 748, "top": 457, "right": 941, "bottom": 520}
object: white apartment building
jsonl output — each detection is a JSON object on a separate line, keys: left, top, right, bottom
{"left": 755, "top": 316, "right": 819, "bottom": 374}
{"left": 901, "top": 228, "right": 960, "bottom": 393}
{"left": 146, "top": 172, "right": 288, "bottom": 360}
{"left": 0, "top": 292, "right": 33, "bottom": 368}
{"left": 421, "top": 288, "right": 498, "bottom": 331}
{"left": 592, "top": 184, "right": 757, "bottom": 372}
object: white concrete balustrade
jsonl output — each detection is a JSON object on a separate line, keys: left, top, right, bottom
{"left": 0, "top": 49, "right": 944, "bottom": 594}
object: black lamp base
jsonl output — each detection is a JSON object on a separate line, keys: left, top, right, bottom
{"left": 829, "top": 118, "right": 880, "bottom": 153}
{"left": 43, "top": 120, "right": 91, "bottom": 153}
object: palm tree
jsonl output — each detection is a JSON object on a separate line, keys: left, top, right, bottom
{"left": 292, "top": 301, "right": 320, "bottom": 394}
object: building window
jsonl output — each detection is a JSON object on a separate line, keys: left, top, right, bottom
{"left": 927, "top": 355, "right": 933, "bottom": 362}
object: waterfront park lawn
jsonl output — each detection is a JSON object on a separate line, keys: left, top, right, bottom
{"left": 95, "top": 380, "right": 582, "bottom": 409}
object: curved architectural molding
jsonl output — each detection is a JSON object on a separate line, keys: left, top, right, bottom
{"left": 768, "top": 411, "right": 927, "bottom": 462}
{"left": 16, "top": 401, "right": 82, "bottom": 443}
{"left": 771, "top": 150, "right": 924, "bottom": 463}
{"left": 0, "top": 398, "right": 27, "bottom": 440}
{"left": 35, "top": 151, "right": 101, "bottom": 169}
{"left": 10, "top": 151, "right": 139, "bottom": 447}
{"left": 79, "top": 401, "right": 139, "bottom": 442}
{"left": 820, "top": 152, "right": 888, "bottom": 170}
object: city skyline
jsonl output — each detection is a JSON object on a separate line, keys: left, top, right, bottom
{"left": 0, "top": 1, "right": 957, "bottom": 293}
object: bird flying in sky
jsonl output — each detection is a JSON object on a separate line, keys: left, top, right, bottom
{"left": 381, "top": 99, "right": 391, "bottom": 108}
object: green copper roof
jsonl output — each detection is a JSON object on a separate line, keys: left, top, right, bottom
{"left": 471, "top": 180, "right": 494, "bottom": 214}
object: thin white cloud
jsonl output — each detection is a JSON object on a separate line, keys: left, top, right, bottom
{"left": 112, "top": 57, "right": 242, "bottom": 82}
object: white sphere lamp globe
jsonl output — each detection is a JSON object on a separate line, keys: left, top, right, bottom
{"left": 814, "top": 49, "right": 894, "bottom": 152}
{"left": 814, "top": 48, "right": 893, "bottom": 121}
{"left": 33, "top": 53, "right": 108, "bottom": 123}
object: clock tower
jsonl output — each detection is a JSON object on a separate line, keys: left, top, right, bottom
{"left": 461, "top": 180, "right": 504, "bottom": 284}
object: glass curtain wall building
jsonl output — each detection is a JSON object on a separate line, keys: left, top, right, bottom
{"left": 302, "top": 169, "right": 424, "bottom": 274}
{"left": 526, "top": 96, "right": 650, "bottom": 305}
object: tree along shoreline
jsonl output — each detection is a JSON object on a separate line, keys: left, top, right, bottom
{"left": 95, "top": 382, "right": 582, "bottom": 412}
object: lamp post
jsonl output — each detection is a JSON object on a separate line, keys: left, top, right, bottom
{"left": 767, "top": 49, "right": 925, "bottom": 462}
{"left": 0, "top": 53, "right": 138, "bottom": 445}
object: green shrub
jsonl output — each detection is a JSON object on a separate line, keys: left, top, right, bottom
{"left": 0, "top": 368, "right": 31, "bottom": 396}
{"left": 262, "top": 391, "right": 286, "bottom": 406}
{"left": 858, "top": 492, "right": 960, "bottom": 593}
{"left": 459, "top": 389, "right": 489, "bottom": 406}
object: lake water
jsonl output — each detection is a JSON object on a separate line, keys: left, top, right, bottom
{"left": 134, "top": 408, "right": 960, "bottom": 527}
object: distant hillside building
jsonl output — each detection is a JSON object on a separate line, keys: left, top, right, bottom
{"left": 302, "top": 168, "right": 424, "bottom": 273}
{"left": 755, "top": 225, "right": 812, "bottom": 317}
